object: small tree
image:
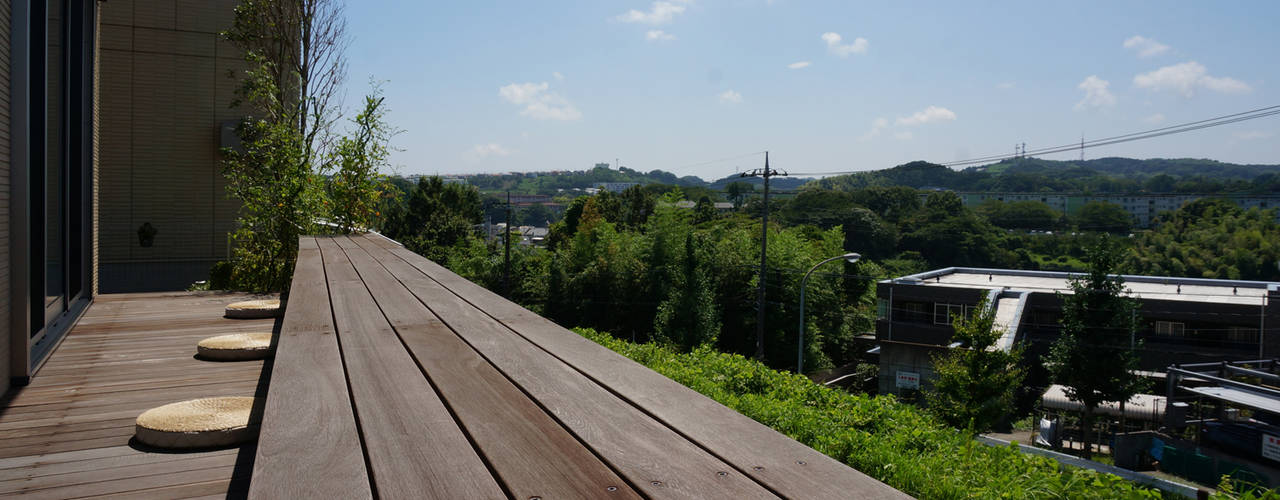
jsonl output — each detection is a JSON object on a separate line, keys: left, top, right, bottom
{"left": 328, "top": 88, "right": 393, "bottom": 233}
{"left": 221, "top": 0, "right": 349, "bottom": 291}
{"left": 1045, "top": 239, "right": 1146, "bottom": 459}
{"left": 927, "top": 297, "right": 1025, "bottom": 435}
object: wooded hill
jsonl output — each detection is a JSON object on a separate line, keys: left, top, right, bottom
{"left": 810, "top": 158, "right": 1280, "bottom": 194}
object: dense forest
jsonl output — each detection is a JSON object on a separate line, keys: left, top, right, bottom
{"left": 378, "top": 171, "right": 1280, "bottom": 375}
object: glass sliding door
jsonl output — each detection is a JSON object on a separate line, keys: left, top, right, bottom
{"left": 43, "top": 0, "right": 66, "bottom": 325}
{"left": 26, "top": 0, "right": 93, "bottom": 366}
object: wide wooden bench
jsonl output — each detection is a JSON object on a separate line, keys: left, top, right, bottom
{"left": 249, "top": 234, "right": 908, "bottom": 499}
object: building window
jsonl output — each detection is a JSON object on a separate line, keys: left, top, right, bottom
{"left": 1228, "top": 327, "right": 1259, "bottom": 344}
{"left": 1154, "top": 321, "right": 1185, "bottom": 337}
{"left": 934, "top": 303, "right": 967, "bottom": 325}
{"left": 876, "top": 299, "right": 889, "bottom": 320}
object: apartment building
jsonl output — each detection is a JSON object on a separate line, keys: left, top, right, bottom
{"left": 958, "top": 192, "right": 1280, "bottom": 228}
{"left": 875, "top": 267, "right": 1280, "bottom": 397}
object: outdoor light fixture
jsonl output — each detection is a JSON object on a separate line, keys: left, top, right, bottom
{"left": 797, "top": 252, "right": 861, "bottom": 373}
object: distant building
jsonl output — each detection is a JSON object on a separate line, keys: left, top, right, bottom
{"left": 594, "top": 182, "right": 640, "bottom": 193}
{"left": 443, "top": 177, "right": 467, "bottom": 185}
{"left": 958, "top": 192, "right": 1280, "bottom": 228}
{"left": 875, "top": 267, "right": 1280, "bottom": 397}
{"left": 671, "top": 200, "right": 735, "bottom": 211}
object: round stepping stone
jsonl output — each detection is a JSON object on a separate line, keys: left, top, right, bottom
{"left": 197, "top": 333, "right": 274, "bottom": 361}
{"left": 224, "top": 299, "right": 280, "bottom": 319}
{"left": 135, "top": 397, "right": 262, "bottom": 449}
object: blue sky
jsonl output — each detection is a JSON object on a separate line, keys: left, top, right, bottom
{"left": 340, "top": 1, "right": 1280, "bottom": 180}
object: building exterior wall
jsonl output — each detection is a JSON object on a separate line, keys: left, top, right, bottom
{"left": 97, "top": 0, "right": 243, "bottom": 292}
{"left": 959, "top": 192, "right": 1280, "bottom": 229}
{"left": 876, "top": 278, "right": 1280, "bottom": 397}
{"left": 0, "top": 0, "right": 12, "bottom": 396}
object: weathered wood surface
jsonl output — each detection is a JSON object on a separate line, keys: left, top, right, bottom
{"left": 254, "top": 233, "right": 902, "bottom": 499}
{"left": 0, "top": 291, "right": 272, "bottom": 498}
{"left": 3, "top": 235, "right": 906, "bottom": 499}
{"left": 360, "top": 232, "right": 910, "bottom": 499}
{"left": 248, "top": 237, "right": 371, "bottom": 499}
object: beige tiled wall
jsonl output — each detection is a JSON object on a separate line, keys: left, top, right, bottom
{"left": 97, "top": 0, "right": 243, "bottom": 291}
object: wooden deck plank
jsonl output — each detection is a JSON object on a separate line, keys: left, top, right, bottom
{"left": 352, "top": 235, "right": 777, "bottom": 499}
{"left": 336, "top": 236, "right": 640, "bottom": 500}
{"left": 248, "top": 237, "right": 372, "bottom": 500}
{"left": 0, "top": 292, "right": 268, "bottom": 499}
{"left": 0, "top": 447, "right": 237, "bottom": 481}
{"left": 311, "top": 236, "right": 504, "bottom": 499}
{"left": 369, "top": 234, "right": 909, "bottom": 500}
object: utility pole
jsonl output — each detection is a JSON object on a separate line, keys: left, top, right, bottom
{"left": 504, "top": 190, "right": 512, "bottom": 298}
{"left": 741, "top": 151, "right": 786, "bottom": 361}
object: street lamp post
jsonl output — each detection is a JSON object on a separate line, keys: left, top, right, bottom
{"left": 798, "top": 252, "right": 861, "bottom": 374}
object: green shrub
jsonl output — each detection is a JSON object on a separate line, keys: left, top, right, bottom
{"left": 575, "top": 327, "right": 1270, "bottom": 499}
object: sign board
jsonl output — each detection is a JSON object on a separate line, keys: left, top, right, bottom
{"left": 1263, "top": 434, "right": 1280, "bottom": 462}
{"left": 895, "top": 371, "right": 920, "bottom": 390}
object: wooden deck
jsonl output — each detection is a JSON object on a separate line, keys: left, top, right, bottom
{"left": 252, "top": 234, "right": 907, "bottom": 499}
{"left": 0, "top": 234, "right": 908, "bottom": 499}
{"left": 0, "top": 291, "right": 275, "bottom": 499}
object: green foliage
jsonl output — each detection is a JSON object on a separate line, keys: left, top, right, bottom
{"left": 222, "top": 111, "right": 326, "bottom": 292}
{"left": 1045, "top": 239, "right": 1148, "bottom": 459}
{"left": 382, "top": 177, "right": 483, "bottom": 262}
{"left": 1127, "top": 199, "right": 1280, "bottom": 281}
{"left": 901, "top": 194, "right": 1016, "bottom": 269}
{"left": 808, "top": 157, "right": 1279, "bottom": 194}
{"left": 327, "top": 89, "right": 393, "bottom": 233}
{"left": 1076, "top": 201, "right": 1133, "bottom": 233}
{"left": 575, "top": 328, "right": 1180, "bottom": 499}
{"left": 976, "top": 200, "right": 1063, "bottom": 230}
{"left": 927, "top": 298, "right": 1025, "bottom": 435}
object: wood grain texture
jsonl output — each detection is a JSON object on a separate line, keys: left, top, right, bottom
{"left": 363, "top": 234, "right": 909, "bottom": 500}
{"left": 0, "top": 291, "right": 269, "bottom": 498}
{"left": 336, "top": 236, "right": 639, "bottom": 500}
{"left": 314, "top": 236, "right": 504, "bottom": 499}
{"left": 248, "top": 237, "right": 371, "bottom": 500}
{"left": 351, "top": 235, "right": 777, "bottom": 500}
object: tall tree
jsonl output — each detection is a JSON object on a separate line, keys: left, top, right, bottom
{"left": 1044, "top": 239, "right": 1146, "bottom": 459}
{"left": 927, "top": 298, "right": 1024, "bottom": 435}
{"left": 221, "top": 0, "right": 349, "bottom": 291}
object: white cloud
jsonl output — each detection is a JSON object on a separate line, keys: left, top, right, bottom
{"left": 1074, "top": 75, "right": 1116, "bottom": 110}
{"left": 893, "top": 131, "right": 914, "bottom": 141}
{"left": 1123, "top": 35, "right": 1170, "bottom": 58}
{"left": 469, "top": 143, "right": 511, "bottom": 159}
{"left": 859, "top": 117, "right": 889, "bottom": 141}
{"left": 498, "top": 82, "right": 583, "bottom": 121}
{"left": 996, "top": 82, "right": 1016, "bottom": 90}
{"left": 553, "top": 71, "right": 564, "bottom": 81}
{"left": 787, "top": 61, "right": 811, "bottom": 70}
{"left": 718, "top": 89, "right": 743, "bottom": 104}
{"left": 1133, "top": 61, "right": 1250, "bottom": 97}
{"left": 1142, "top": 113, "right": 1165, "bottom": 124}
{"left": 895, "top": 106, "right": 957, "bottom": 126}
{"left": 615, "top": 1, "right": 689, "bottom": 25}
{"left": 646, "top": 29, "right": 676, "bottom": 41}
{"left": 821, "top": 32, "right": 868, "bottom": 57}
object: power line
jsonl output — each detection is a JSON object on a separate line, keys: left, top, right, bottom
{"left": 786, "top": 104, "right": 1280, "bottom": 176}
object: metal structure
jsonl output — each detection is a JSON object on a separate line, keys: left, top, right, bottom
{"left": 797, "top": 252, "right": 860, "bottom": 373}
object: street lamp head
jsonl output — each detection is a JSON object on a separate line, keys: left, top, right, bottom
{"left": 844, "top": 252, "right": 862, "bottom": 264}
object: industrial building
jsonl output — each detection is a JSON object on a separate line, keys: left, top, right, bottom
{"left": 875, "top": 267, "right": 1280, "bottom": 397}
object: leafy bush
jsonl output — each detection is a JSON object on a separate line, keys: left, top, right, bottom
{"left": 575, "top": 327, "right": 1262, "bottom": 499}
